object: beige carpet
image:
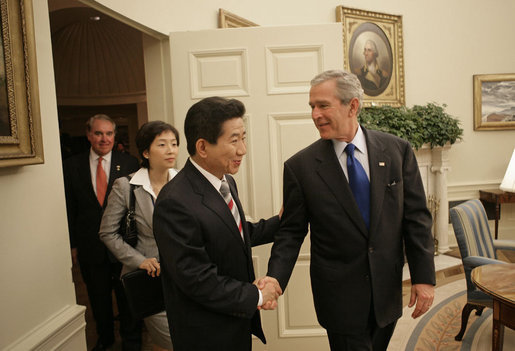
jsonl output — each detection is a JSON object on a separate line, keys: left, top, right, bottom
{"left": 389, "top": 278, "right": 515, "bottom": 350}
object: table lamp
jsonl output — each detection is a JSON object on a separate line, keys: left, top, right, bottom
{"left": 499, "top": 147, "right": 515, "bottom": 193}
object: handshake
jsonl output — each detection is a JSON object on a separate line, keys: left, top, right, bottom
{"left": 254, "top": 276, "right": 283, "bottom": 310}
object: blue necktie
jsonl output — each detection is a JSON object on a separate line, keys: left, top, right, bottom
{"left": 345, "top": 143, "right": 370, "bottom": 229}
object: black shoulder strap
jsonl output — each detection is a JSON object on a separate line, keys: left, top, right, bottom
{"left": 126, "top": 175, "right": 136, "bottom": 213}
{"left": 122, "top": 175, "right": 138, "bottom": 247}
{"left": 129, "top": 183, "right": 135, "bottom": 212}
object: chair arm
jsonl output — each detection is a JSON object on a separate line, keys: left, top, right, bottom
{"left": 462, "top": 256, "right": 507, "bottom": 269}
{"left": 493, "top": 239, "right": 515, "bottom": 251}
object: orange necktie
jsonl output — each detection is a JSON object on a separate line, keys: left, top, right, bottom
{"left": 96, "top": 156, "right": 107, "bottom": 205}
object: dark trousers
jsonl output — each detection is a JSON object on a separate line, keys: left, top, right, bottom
{"left": 79, "top": 256, "right": 142, "bottom": 349}
{"left": 327, "top": 301, "right": 397, "bottom": 351}
{"left": 327, "top": 321, "right": 396, "bottom": 351}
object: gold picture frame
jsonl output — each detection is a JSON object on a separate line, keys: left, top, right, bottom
{"left": 0, "top": 0, "right": 43, "bottom": 167}
{"left": 473, "top": 73, "right": 515, "bottom": 131}
{"left": 218, "top": 9, "right": 258, "bottom": 28}
{"left": 336, "top": 6, "right": 405, "bottom": 107}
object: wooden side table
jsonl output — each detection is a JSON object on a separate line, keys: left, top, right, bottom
{"left": 471, "top": 264, "right": 515, "bottom": 351}
{"left": 479, "top": 190, "right": 515, "bottom": 239}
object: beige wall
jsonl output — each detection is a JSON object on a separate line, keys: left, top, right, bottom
{"left": 0, "top": 0, "right": 84, "bottom": 349}
{"left": 1, "top": 0, "right": 513, "bottom": 349}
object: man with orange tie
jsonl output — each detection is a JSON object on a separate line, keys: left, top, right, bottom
{"left": 63, "top": 114, "right": 140, "bottom": 351}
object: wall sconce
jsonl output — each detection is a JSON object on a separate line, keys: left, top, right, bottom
{"left": 500, "top": 148, "right": 515, "bottom": 193}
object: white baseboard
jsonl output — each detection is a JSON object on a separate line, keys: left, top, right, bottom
{"left": 5, "top": 304, "right": 87, "bottom": 351}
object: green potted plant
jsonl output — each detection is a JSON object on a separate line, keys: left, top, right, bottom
{"left": 358, "top": 103, "right": 463, "bottom": 149}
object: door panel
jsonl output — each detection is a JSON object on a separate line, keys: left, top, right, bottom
{"left": 169, "top": 23, "right": 343, "bottom": 350}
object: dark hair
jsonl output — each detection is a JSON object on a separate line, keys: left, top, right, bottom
{"left": 86, "top": 114, "right": 116, "bottom": 133}
{"left": 184, "top": 97, "right": 245, "bottom": 156}
{"left": 136, "top": 121, "right": 180, "bottom": 168}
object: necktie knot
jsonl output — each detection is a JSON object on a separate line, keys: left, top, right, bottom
{"left": 345, "top": 143, "right": 356, "bottom": 157}
{"left": 219, "top": 180, "right": 230, "bottom": 199}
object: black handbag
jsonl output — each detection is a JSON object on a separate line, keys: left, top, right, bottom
{"left": 119, "top": 175, "right": 137, "bottom": 247}
{"left": 121, "top": 269, "right": 165, "bottom": 320}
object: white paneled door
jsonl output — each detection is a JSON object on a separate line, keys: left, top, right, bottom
{"left": 169, "top": 24, "right": 343, "bottom": 350}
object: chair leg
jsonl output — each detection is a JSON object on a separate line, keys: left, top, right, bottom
{"left": 455, "top": 303, "right": 483, "bottom": 341}
{"left": 475, "top": 306, "right": 485, "bottom": 316}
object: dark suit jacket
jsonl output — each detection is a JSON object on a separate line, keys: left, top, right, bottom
{"left": 153, "top": 159, "right": 280, "bottom": 351}
{"left": 63, "top": 150, "right": 139, "bottom": 264}
{"left": 267, "top": 127, "right": 435, "bottom": 332}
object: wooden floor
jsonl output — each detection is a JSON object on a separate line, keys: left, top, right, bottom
{"left": 72, "top": 263, "right": 153, "bottom": 351}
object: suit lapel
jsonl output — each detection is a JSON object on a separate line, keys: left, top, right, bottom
{"left": 314, "top": 140, "right": 368, "bottom": 236}
{"left": 134, "top": 186, "right": 153, "bottom": 228}
{"left": 79, "top": 152, "right": 101, "bottom": 207}
{"left": 364, "top": 128, "right": 389, "bottom": 236}
{"left": 185, "top": 161, "right": 248, "bottom": 253}
{"left": 108, "top": 152, "right": 121, "bottom": 196}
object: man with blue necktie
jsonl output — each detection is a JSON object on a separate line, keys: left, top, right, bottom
{"left": 259, "top": 70, "right": 435, "bottom": 350}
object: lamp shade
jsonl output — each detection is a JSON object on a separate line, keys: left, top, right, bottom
{"left": 500, "top": 148, "right": 515, "bottom": 192}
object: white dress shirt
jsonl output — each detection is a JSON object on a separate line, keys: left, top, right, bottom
{"left": 130, "top": 167, "right": 178, "bottom": 201}
{"left": 333, "top": 125, "right": 370, "bottom": 181}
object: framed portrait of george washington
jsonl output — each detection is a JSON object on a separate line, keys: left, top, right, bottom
{"left": 336, "top": 6, "right": 405, "bottom": 107}
{"left": 0, "top": 0, "right": 43, "bottom": 167}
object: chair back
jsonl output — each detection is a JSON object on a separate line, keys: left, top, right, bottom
{"left": 449, "top": 199, "right": 497, "bottom": 260}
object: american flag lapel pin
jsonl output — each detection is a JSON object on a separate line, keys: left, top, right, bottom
{"left": 379, "top": 162, "right": 385, "bottom": 167}
{"left": 116, "top": 165, "right": 121, "bottom": 171}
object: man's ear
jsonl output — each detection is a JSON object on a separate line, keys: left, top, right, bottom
{"left": 348, "top": 97, "right": 360, "bottom": 117}
{"left": 196, "top": 139, "right": 208, "bottom": 158}
{"left": 142, "top": 149, "right": 149, "bottom": 159}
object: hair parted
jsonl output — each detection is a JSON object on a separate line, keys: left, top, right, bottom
{"left": 86, "top": 114, "right": 116, "bottom": 132}
{"left": 184, "top": 96, "right": 245, "bottom": 156}
{"left": 136, "top": 121, "right": 180, "bottom": 168}
{"left": 310, "top": 70, "right": 364, "bottom": 114}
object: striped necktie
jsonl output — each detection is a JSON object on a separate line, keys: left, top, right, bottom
{"left": 220, "top": 180, "right": 243, "bottom": 239}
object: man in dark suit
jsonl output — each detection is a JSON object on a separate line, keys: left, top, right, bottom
{"left": 153, "top": 97, "right": 281, "bottom": 351}
{"left": 63, "top": 114, "right": 140, "bottom": 351}
{"left": 259, "top": 70, "right": 435, "bottom": 350}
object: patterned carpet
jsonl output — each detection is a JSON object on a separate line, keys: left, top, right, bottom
{"left": 388, "top": 279, "right": 515, "bottom": 350}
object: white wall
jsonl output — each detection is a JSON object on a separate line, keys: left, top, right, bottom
{"left": 0, "top": 0, "right": 85, "bottom": 349}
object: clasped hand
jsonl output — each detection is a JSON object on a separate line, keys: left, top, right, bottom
{"left": 254, "top": 276, "right": 282, "bottom": 310}
{"left": 139, "top": 257, "right": 160, "bottom": 277}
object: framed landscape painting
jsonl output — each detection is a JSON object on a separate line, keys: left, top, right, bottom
{"left": 473, "top": 73, "right": 515, "bottom": 131}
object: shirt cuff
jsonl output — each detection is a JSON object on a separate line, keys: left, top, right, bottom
{"left": 257, "top": 288, "right": 263, "bottom": 307}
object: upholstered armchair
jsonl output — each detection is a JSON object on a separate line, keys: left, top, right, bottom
{"left": 449, "top": 199, "right": 515, "bottom": 341}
